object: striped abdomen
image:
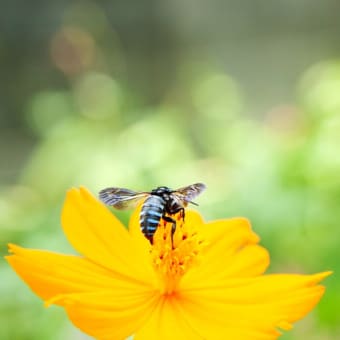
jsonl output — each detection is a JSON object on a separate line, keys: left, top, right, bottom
{"left": 140, "top": 195, "right": 165, "bottom": 242}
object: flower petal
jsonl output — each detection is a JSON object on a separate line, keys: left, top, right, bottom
{"left": 199, "top": 218, "right": 261, "bottom": 264}
{"left": 178, "top": 296, "right": 281, "bottom": 340}
{"left": 64, "top": 290, "right": 160, "bottom": 340}
{"left": 62, "top": 187, "right": 156, "bottom": 284}
{"left": 182, "top": 218, "right": 269, "bottom": 287}
{"left": 178, "top": 271, "right": 331, "bottom": 339}
{"left": 6, "top": 244, "right": 153, "bottom": 304}
{"left": 184, "top": 210, "right": 205, "bottom": 229}
{"left": 134, "top": 296, "right": 201, "bottom": 340}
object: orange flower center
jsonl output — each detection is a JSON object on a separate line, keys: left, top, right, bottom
{"left": 151, "top": 213, "right": 205, "bottom": 295}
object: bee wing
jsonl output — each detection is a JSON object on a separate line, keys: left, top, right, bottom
{"left": 99, "top": 187, "right": 149, "bottom": 210}
{"left": 174, "top": 183, "right": 206, "bottom": 206}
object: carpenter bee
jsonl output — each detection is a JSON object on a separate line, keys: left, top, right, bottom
{"left": 99, "top": 183, "right": 206, "bottom": 243}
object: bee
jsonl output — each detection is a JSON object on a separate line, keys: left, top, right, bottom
{"left": 99, "top": 183, "right": 206, "bottom": 243}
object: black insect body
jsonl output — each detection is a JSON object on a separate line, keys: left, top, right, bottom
{"left": 139, "top": 194, "right": 165, "bottom": 242}
{"left": 140, "top": 187, "right": 185, "bottom": 242}
{"left": 99, "top": 183, "right": 206, "bottom": 243}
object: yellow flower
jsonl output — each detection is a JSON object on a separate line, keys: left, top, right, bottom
{"left": 6, "top": 187, "right": 331, "bottom": 340}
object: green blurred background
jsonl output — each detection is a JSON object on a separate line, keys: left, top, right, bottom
{"left": 1, "top": 1, "right": 339, "bottom": 339}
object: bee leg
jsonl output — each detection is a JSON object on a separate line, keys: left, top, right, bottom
{"left": 179, "top": 208, "right": 185, "bottom": 221}
{"left": 162, "top": 215, "right": 177, "bottom": 244}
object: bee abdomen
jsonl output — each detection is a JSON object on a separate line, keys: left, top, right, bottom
{"left": 140, "top": 195, "right": 165, "bottom": 241}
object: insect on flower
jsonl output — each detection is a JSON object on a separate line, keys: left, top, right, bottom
{"left": 6, "top": 187, "right": 332, "bottom": 339}
{"left": 99, "top": 183, "right": 206, "bottom": 243}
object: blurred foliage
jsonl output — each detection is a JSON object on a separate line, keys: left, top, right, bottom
{"left": 1, "top": 1, "right": 340, "bottom": 339}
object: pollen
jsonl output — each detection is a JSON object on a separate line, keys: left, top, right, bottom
{"left": 151, "top": 213, "right": 206, "bottom": 295}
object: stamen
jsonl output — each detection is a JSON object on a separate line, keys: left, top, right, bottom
{"left": 151, "top": 212, "right": 205, "bottom": 294}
